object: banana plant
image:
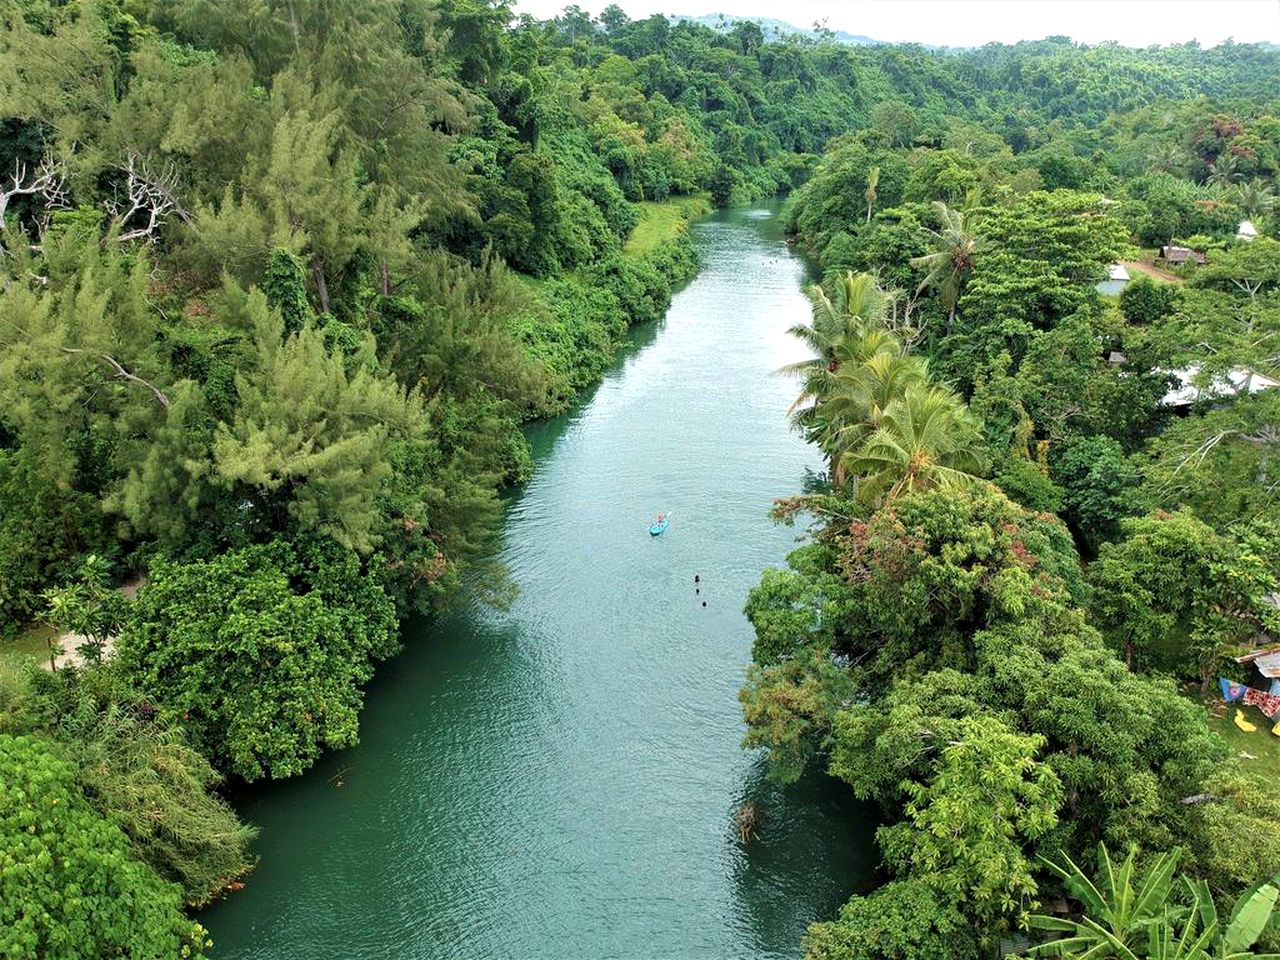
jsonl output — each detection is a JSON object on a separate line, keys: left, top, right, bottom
{"left": 1029, "top": 844, "right": 1185, "bottom": 958}
{"left": 1144, "top": 906, "right": 1218, "bottom": 960}
{"left": 1138, "top": 875, "right": 1280, "bottom": 960}
{"left": 1028, "top": 843, "right": 1280, "bottom": 960}
{"left": 1186, "top": 872, "right": 1280, "bottom": 959}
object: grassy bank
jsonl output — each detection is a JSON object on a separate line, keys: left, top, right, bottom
{"left": 624, "top": 195, "right": 713, "bottom": 258}
{"left": 0, "top": 624, "right": 54, "bottom": 663}
{"left": 1213, "top": 703, "right": 1280, "bottom": 778}
{"left": 518, "top": 197, "right": 709, "bottom": 417}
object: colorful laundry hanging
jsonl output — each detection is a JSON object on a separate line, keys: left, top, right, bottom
{"left": 1243, "top": 687, "right": 1280, "bottom": 719}
{"left": 1221, "top": 678, "right": 1248, "bottom": 702}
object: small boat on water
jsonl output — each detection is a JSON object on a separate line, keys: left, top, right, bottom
{"left": 649, "top": 511, "right": 672, "bottom": 536}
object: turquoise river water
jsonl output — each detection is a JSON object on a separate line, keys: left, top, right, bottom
{"left": 201, "top": 204, "right": 876, "bottom": 959}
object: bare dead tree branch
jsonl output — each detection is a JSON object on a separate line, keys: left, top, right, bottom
{"left": 1180, "top": 793, "right": 1217, "bottom": 805}
{"left": 0, "top": 155, "right": 69, "bottom": 232}
{"left": 884, "top": 287, "right": 925, "bottom": 352}
{"left": 1160, "top": 423, "right": 1280, "bottom": 496}
{"left": 58, "top": 347, "right": 170, "bottom": 407}
{"left": 104, "top": 154, "right": 190, "bottom": 244}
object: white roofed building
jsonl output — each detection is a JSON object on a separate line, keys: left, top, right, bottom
{"left": 1096, "top": 263, "right": 1130, "bottom": 296}
{"left": 1160, "top": 364, "right": 1280, "bottom": 409}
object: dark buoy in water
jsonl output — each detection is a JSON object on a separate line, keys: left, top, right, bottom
{"left": 694, "top": 574, "right": 700, "bottom": 584}
{"left": 701, "top": 601, "right": 707, "bottom": 607}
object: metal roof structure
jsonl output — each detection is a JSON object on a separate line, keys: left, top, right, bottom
{"left": 1159, "top": 245, "right": 1207, "bottom": 265}
{"left": 1253, "top": 652, "right": 1280, "bottom": 678}
{"left": 1160, "top": 364, "right": 1280, "bottom": 407}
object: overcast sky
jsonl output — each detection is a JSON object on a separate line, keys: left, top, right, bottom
{"left": 510, "top": 0, "right": 1280, "bottom": 48}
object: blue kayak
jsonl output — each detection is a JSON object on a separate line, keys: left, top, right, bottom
{"left": 649, "top": 513, "right": 671, "bottom": 536}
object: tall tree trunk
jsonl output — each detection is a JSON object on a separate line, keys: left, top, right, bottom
{"left": 380, "top": 258, "right": 391, "bottom": 297}
{"left": 285, "top": 0, "right": 302, "bottom": 55}
{"left": 312, "top": 256, "right": 331, "bottom": 316}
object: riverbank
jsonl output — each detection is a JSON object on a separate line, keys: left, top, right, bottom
{"left": 0, "top": 199, "right": 708, "bottom": 660}
{"left": 0, "top": 200, "right": 724, "bottom": 960}
{"left": 624, "top": 195, "right": 714, "bottom": 257}
{"left": 506, "top": 196, "right": 705, "bottom": 423}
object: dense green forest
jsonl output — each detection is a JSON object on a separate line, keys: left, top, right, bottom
{"left": 743, "top": 25, "right": 1280, "bottom": 960}
{"left": 0, "top": 0, "right": 1278, "bottom": 955}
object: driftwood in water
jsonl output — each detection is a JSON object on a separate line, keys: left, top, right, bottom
{"left": 735, "top": 801, "right": 763, "bottom": 843}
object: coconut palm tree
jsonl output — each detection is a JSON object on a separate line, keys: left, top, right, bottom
{"left": 1233, "top": 181, "right": 1276, "bottom": 221}
{"left": 816, "top": 352, "right": 930, "bottom": 485}
{"left": 780, "top": 272, "right": 890, "bottom": 373}
{"left": 785, "top": 322, "right": 902, "bottom": 457}
{"left": 820, "top": 271, "right": 892, "bottom": 338}
{"left": 841, "top": 383, "right": 986, "bottom": 503}
{"left": 865, "top": 164, "right": 880, "bottom": 224}
{"left": 910, "top": 201, "right": 983, "bottom": 330}
{"left": 1208, "top": 154, "right": 1245, "bottom": 188}
{"left": 780, "top": 271, "right": 897, "bottom": 430}
{"left": 1150, "top": 143, "right": 1189, "bottom": 176}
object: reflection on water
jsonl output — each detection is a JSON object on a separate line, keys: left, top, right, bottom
{"left": 731, "top": 757, "right": 878, "bottom": 957}
{"left": 202, "top": 204, "right": 876, "bottom": 959}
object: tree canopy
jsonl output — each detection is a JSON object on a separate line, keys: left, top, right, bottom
{"left": 1, "top": 1, "right": 1278, "bottom": 955}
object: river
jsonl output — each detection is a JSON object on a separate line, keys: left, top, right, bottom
{"left": 201, "top": 204, "right": 876, "bottom": 959}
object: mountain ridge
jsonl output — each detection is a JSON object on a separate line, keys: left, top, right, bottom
{"left": 673, "top": 12, "right": 882, "bottom": 46}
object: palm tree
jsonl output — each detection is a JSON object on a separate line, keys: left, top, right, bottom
{"left": 785, "top": 323, "right": 902, "bottom": 463}
{"left": 1150, "top": 143, "right": 1189, "bottom": 176}
{"left": 1233, "top": 181, "right": 1276, "bottom": 221}
{"left": 910, "top": 201, "right": 983, "bottom": 331}
{"left": 780, "top": 272, "right": 891, "bottom": 373}
{"left": 779, "top": 271, "right": 912, "bottom": 485}
{"left": 841, "top": 383, "right": 986, "bottom": 503}
{"left": 1207, "top": 154, "right": 1245, "bottom": 188}
{"left": 779, "top": 271, "right": 896, "bottom": 429}
{"left": 822, "top": 271, "right": 892, "bottom": 337}
{"left": 816, "top": 352, "right": 929, "bottom": 485}
{"left": 865, "top": 165, "right": 880, "bottom": 224}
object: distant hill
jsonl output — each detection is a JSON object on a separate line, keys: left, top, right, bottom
{"left": 675, "top": 13, "right": 881, "bottom": 46}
